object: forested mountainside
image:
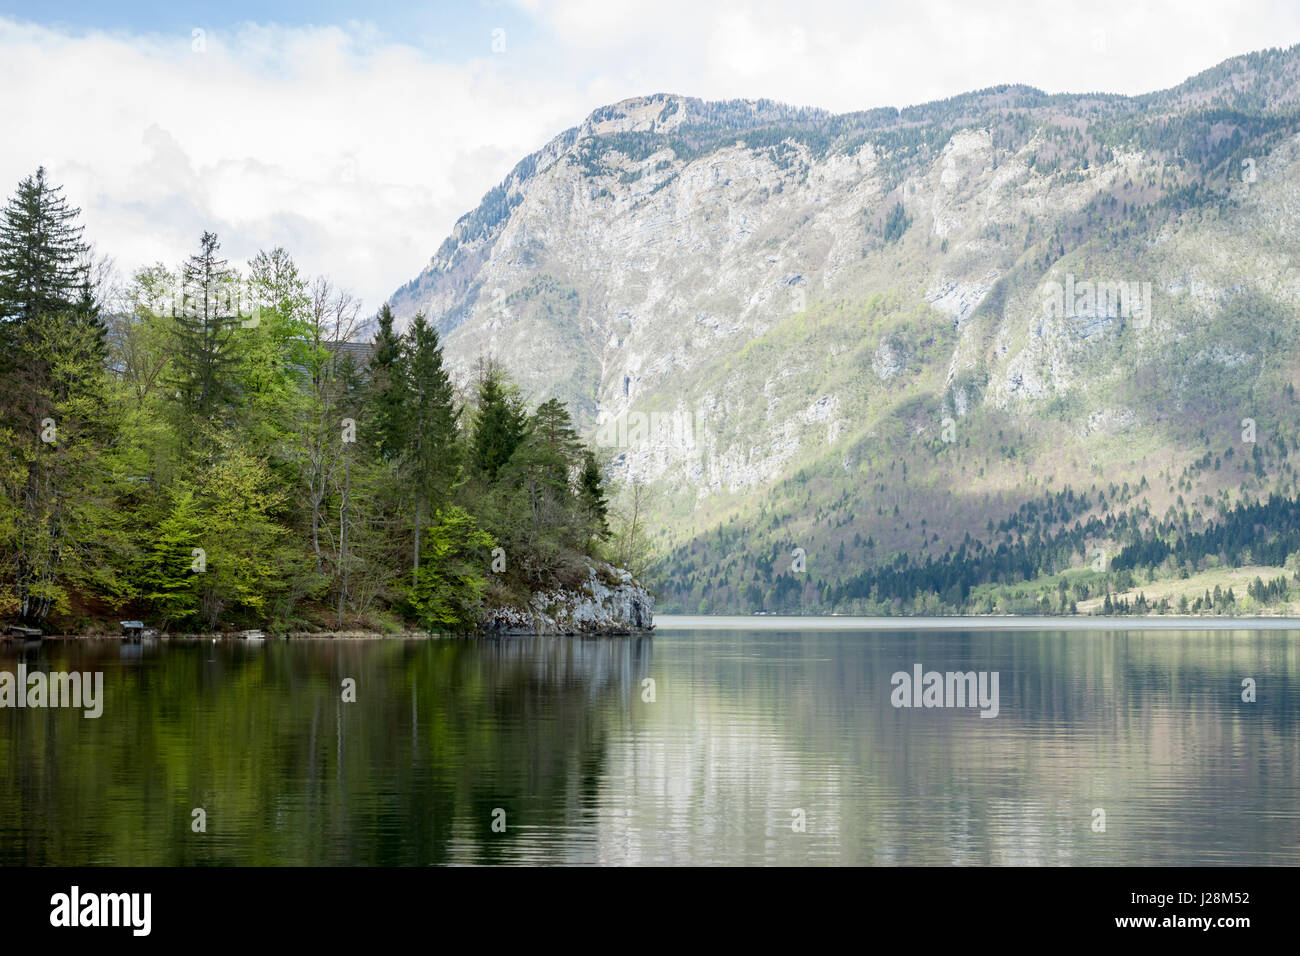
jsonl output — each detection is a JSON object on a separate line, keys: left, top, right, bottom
{"left": 389, "top": 44, "right": 1300, "bottom": 614}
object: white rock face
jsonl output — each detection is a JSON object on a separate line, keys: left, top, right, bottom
{"left": 481, "top": 563, "right": 655, "bottom": 635}
{"left": 872, "top": 341, "right": 905, "bottom": 380}
{"left": 927, "top": 273, "right": 998, "bottom": 328}
{"left": 387, "top": 84, "right": 1300, "bottom": 558}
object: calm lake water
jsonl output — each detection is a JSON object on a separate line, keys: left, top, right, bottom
{"left": 1, "top": 617, "right": 1296, "bottom": 865}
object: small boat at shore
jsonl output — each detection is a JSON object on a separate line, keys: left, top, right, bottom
{"left": 4, "top": 624, "right": 42, "bottom": 639}
{"left": 241, "top": 629, "right": 266, "bottom": 641}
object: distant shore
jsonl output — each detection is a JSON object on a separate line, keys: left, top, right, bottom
{"left": 17, "top": 612, "right": 1300, "bottom": 639}
{"left": 653, "top": 614, "right": 1300, "bottom": 630}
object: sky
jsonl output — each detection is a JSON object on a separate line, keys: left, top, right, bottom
{"left": 3, "top": 0, "right": 1300, "bottom": 310}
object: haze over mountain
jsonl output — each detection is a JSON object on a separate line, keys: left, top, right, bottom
{"left": 388, "top": 45, "right": 1300, "bottom": 613}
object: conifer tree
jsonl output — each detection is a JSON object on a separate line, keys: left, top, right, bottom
{"left": 579, "top": 449, "right": 610, "bottom": 540}
{"left": 366, "top": 303, "right": 408, "bottom": 460}
{"left": 470, "top": 361, "right": 528, "bottom": 481}
{"left": 0, "top": 167, "right": 88, "bottom": 332}
{"left": 403, "top": 312, "right": 459, "bottom": 580}
{"left": 0, "top": 170, "right": 116, "bottom": 622}
{"left": 531, "top": 398, "right": 582, "bottom": 481}
{"left": 511, "top": 397, "right": 582, "bottom": 552}
{"left": 172, "top": 231, "right": 239, "bottom": 421}
{"left": 70, "top": 272, "right": 107, "bottom": 367}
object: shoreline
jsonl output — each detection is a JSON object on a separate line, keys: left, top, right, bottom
{"left": 3, "top": 627, "right": 658, "bottom": 641}
{"left": 12, "top": 611, "right": 1300, "bottom": 638}
{"left": 653, "top": 614, "right": 1300, "bottom": 630}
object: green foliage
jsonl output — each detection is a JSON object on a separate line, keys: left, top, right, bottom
{"left": 0, "top": 169, "right": 616, "bottom": 633}
{"left": 0, "top": 166, "right": 87, "bottom": 334}
{"left": 403, "top": 311, "right": 460, "bottom": 503}
{"left": 366, "top": 303, "right": 407, "bottom": 460}
{"left": 239, "top": 246, "right": 312, "bottom": 451}
{"left": 139, "top": 488, "right": 204, "bottom": 626}
{"left": 404, "top": 506, "right": 496, "bottom": 630}
{"left": 192, "top": 448, "right": 293, "bottom": 626}
{"left": 579, "top": 449, "right": 610, "bottom": 540}
{"left": 170, "top": 231, "right": 241, "bottom": 424}
{"left": 470, "top": 363, "right": 529, "bottom": 481}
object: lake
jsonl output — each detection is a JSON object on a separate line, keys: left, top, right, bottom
{"left": 1, "top": 617, "right": 1296, "bottom": 865}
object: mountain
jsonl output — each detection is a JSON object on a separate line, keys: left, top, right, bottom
{"left": 389, "top": 46, "right": 1300, "bottom": 614}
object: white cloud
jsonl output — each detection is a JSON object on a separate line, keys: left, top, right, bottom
{"left": 0, "top": 17, "right": 587, "bottom": 310}
{"left": 2, "top": 2, "right": 1298, "bottom": 312}
{"left": 519, "top": 0, "right": 1300, "bottom": 109}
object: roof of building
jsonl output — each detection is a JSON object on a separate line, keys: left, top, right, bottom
{"left": 325, "top": 340, "right": 374, "bottom": 362}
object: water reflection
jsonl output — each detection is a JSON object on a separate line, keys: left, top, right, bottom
{"left": 0, "top": 627, "right": 1295, "bottom": 865}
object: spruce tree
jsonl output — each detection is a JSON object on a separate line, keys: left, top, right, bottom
{"left": 470, "top": 362, "right": 528, "bottom": 481}
{"left": 403, "top": 312, "right": 459, "bottom": 579}
{"left": 405, "top": 314, "right": 458, "bottom": 484}
{"left": 0, "top": 170, "right": 109, "bottom": 622}
{"left": 172, "top": 231, "right": 240, "bottom": 421}
{"left": 515, "top": 398, "right": 582, "bottom": 548}
{"left": 0, "top": 167, "right": 88, "bottom": 330}
{"left": 366, "top": 303, "right": 408, "bottom": 460}
{"left": 579, "top": 448, "right": 610, "bottom": 540}
{"left": 71, "top": 273, "right": 108, "bottom": 368}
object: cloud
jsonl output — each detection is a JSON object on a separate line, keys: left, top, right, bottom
{"left": 0, "top": 16, "right": 587, "bottom": 310}
{"left": 2, "top": 3, "right": 1298, "bottom": 312}
{"left": 518, "top": 0, "right": 1300, "bottom": 109}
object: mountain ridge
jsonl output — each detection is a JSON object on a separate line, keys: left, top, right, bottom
{"left": 386, "top": 43, "right": 1300, "bottom": 613}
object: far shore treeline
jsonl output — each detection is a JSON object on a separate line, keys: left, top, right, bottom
{"left": 0, "top": 168, "right": 628, "bottom": 633}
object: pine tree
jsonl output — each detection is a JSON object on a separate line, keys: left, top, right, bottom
{"left": 367, "top": 303, "right": 408, "bottom": 460}
{"left": 403, "top": 312, "right": 459, "bottom": 580}
{"left": 470, "top": 362, "right": 528, "bottom": 480}
{"left": 171, "top": 231, "right": 240, "bottom": 421}
{"left": 579, "top": 448, "right": 610, "bottom": 540}
{"left": 531, "top": 398, "right": 583, "bottom": 482}
{"left": 0, "top": 167, "right": 88, "bottom": 331}
{"left": 71, "top": 273, "right": 107, "bottom": 367}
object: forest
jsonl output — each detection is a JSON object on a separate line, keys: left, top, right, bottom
{"left": 653, "top": 460, "right": 1300, "bottom": 616}
{"left": 0, "top": 168, "right": 618, "bottom": 634}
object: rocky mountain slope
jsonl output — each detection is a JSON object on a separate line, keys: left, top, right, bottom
{"left": 390, "top": 46, "right": 1300, "bottom": 612}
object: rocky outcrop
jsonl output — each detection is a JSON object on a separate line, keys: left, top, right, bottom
{"left": 481, "top": 563, "right": 655, "bottom": 635}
